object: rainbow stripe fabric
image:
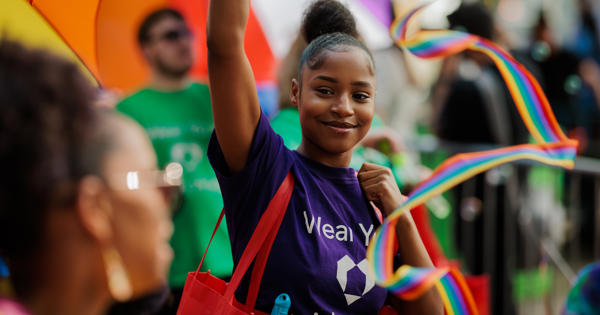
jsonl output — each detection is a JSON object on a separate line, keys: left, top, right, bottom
{"left": 366, "top": 3, "right": 579, "bottom": 315}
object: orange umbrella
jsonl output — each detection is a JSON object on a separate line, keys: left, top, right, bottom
{"left": 29, "top": 0, "right": 277, "bottom": 92}
{"left": 0, "top": 0, "right": 95, "bottom": 83}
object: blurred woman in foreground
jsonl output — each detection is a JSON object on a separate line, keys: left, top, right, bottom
{"left": 0, "top": 40, "right": 178, "bottom": 315}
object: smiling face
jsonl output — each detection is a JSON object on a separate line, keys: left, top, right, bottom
{"left": 293, "top": 47, "right": 376, "bottom": 164}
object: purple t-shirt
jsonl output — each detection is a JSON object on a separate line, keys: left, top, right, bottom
{"left": 208, "top": 113, "right": 393, "bottom": 314}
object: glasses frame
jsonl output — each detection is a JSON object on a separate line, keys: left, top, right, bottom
{"left": 106, "top": 162, "right": 184, "bottom": 216}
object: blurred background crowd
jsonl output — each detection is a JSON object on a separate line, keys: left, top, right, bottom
{"left": 2, "top": 0, "right": 600, "bottom": 314}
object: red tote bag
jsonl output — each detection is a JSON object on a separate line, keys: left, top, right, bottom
{"left": 177, "top": 172, "right": 294, "bottom": 315}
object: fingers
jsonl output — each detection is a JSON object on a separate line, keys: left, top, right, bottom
{"left": 358, "top": 163, "right": 397, "bottom": 196}
{"left": 357, "top": 169, "right": 390, "bottom": 182}
{"left": 361, "top": 180, "right": 404, "bottom": 215}
{"left": 358, "top": 162, "right": 393, "bottom": 180}
{"left": 358, "top": 163, "right": 407, "bottom": 215}
{"left": 359, "top": 175, "right": 389, "bottom": 189}
{"left": 359, "top": 162, "right": 378, "bottom": 172}
{"left": 361, "top": 182, "right": 386, "bottom": 201}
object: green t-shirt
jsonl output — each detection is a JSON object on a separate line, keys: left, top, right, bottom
{"left": 117, "top": 82, "right": 233, "bottom": 287}
{"left": 270, "top": 108, "right": 391, "bottom": 170}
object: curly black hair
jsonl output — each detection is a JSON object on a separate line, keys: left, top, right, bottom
{"left": 0, "top": 40, "right": 114, "bottom": 290}
{"left": 298, "top": 0, "right": 374, "bottom": 79}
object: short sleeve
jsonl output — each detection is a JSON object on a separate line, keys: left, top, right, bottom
{"left": 207, "top": 112, "right": 294, "bottom": 257}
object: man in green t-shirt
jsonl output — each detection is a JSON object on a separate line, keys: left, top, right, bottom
{"left": 115, "top": 8, "right": 232, "bottom": 311}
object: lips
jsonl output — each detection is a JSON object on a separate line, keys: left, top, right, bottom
{"left": 323, "top": 121, "right": 358, "bottom": 129}
{"left": 321, "top": 120, "right": 358, "bottom": 134}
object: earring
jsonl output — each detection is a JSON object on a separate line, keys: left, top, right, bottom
{"left": 102, "top": 247, "right": 133, "bottom": 302}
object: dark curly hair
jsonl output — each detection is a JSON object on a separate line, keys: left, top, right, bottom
{"left": 0, "top": 40, "right": 115, "bottom": 291}
{"left": 298, "top": 0, "right": 374, "bottom": 79}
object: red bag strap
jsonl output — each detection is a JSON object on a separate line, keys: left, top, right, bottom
{"left": 195, "top": 171, "right": 293, "bottom": 274}
{"left": 244, "top": 203, "right": 283, "bottom": 310}
{"left": 223, "top": 171, "right": 294, "bottom": 301}
{"left": 196, "top": 209, "right": 226, "bottom": 273}
{"left": 197, "top": 205, "right": 283, "bottom": 312}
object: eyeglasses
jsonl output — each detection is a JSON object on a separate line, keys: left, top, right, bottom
{"left": 108, "top": 162, "right": 184, "bottom": 191}
{"left": 109, "top": 162, "right": 184, "bottom": 216}
{"left": 154, "top": 28, "right": 192, "bottom": 43}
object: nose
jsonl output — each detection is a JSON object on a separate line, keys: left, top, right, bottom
{"left": 331, "top": 93, "right": 354, "bottom": 117}
{"left": 160, "top": 186, "right": 183, "bottom": 217}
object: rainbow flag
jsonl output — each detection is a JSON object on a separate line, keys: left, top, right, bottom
{"left": 367, "top": 3, "right": 579, "bottom": 315}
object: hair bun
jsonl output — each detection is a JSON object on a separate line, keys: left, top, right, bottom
{"left": 301, "top": 0, "right": 359, "bottom": 44}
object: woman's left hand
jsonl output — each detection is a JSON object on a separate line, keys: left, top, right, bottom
{"left": 358, "top": 162, "right": 405, "bottom": 216}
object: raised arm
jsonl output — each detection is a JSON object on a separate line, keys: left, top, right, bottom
{"left": 207, "top": 0, "right": 261, "bottom": 173}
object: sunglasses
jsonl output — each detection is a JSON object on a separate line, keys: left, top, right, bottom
{"left": 155, "top": 28, "right": 192, "bottom": 43}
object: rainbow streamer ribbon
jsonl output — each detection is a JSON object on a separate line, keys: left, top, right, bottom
{"left": 367, "top": 3, "right": 579, "bottom": 315}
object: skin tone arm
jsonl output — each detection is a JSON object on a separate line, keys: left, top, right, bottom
{"left": 358, "top": 162, "right": 444, "bottom": 315}
{"left": 207, "top": 0, "right": 261, "bottom": 173}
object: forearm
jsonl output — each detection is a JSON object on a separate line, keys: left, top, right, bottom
{"left": 207, "top": 0, "right": 261, "bottom": 173}
{"left": 392, "top": 213, "right": 444, "bottom": 315}
{"left": 207, "top": 0, "right": 248, "bottom": 56}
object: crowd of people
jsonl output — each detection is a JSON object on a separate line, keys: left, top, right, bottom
{"left": 0, "top": 0, "right": 599, "bottom": 314}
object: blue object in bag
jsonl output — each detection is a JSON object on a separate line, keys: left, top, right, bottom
{"left": 271, "top": 293, "right": 290, "bottom": 315}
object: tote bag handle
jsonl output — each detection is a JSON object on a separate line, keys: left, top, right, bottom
{"left": 195, "top": 171, "right": 294, "bottom": 309}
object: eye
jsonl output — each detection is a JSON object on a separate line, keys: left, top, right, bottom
{"left": 316, "top": 87, "right": 334, "bottom": 95}
{"left": 353, "top": 92, "right": 371, "bottom": 101}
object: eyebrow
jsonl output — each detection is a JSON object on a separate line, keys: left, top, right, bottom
{"left": 314, "top": 75, "right": 373, "bottom": 88}
{"left": 351, "top": 81, "right": 374, "bottom": 88}
{"left": 314, "top": 75, "right": 338, "bottom": 83}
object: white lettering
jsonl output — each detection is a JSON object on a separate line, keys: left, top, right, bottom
{"left": 303, "top": 211, "right": 315, "bottom": 234}
{"left": 303, "top": 214, "right": 374, "bottom": 246}
{"left": 192, "top": 178, "right": 220, "bottom": 192}
{"left": 335, "top": 225, "right": 348, "bottom": 241}
{"left": 147, "top": 126, "right": 182, "bottom": 139}
{"left": 323, "top": 224, "right": 335, "bottom": 239}
{"left": 359, "top": 223, "right": 374, "bottom": 247}
{"left": 317, "top": 216, "right": 321, "bottom": 236}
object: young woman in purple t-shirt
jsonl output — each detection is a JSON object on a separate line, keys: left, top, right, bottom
{"left": 207, "top": 0, "right": 443, "bottom": 313}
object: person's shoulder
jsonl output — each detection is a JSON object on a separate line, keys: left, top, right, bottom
{"left": 116, "top": 88, "right": 153, "bottom": 111}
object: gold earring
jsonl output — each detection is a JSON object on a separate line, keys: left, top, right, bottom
{"left": 102, "top": 247, "right": 133, "bottom": 302}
